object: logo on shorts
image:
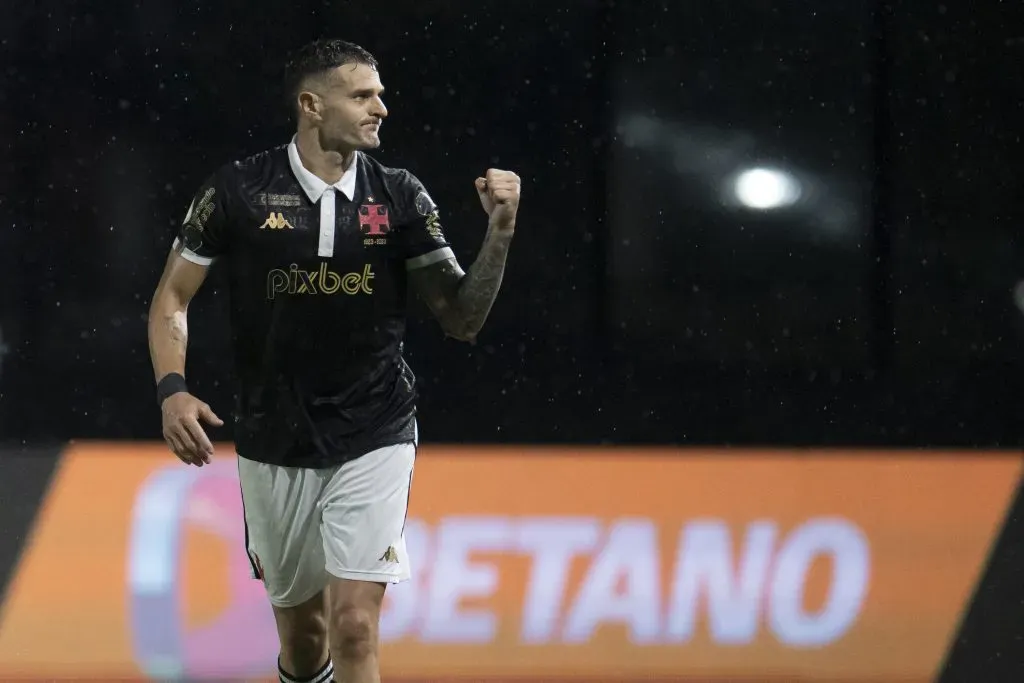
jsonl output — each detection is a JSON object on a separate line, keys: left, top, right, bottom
{"left": 379, "top": 546, "right": 399, "bottom": 564}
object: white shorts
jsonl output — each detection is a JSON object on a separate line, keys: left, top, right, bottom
{"left": 237, "top": 440, "right": 416, "bottom": 608}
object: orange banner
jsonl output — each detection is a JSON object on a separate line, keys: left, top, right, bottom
{"left": 0, "top": 444, "right": 1019, "bottom": 682}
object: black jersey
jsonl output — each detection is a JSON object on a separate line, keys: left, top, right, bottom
{"left": 173, "top": 140, "right": 453, "bottom": 468}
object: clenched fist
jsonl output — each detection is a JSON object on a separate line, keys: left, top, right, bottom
{"left": 475, "top": 169, "right": 521, "bottom": 231}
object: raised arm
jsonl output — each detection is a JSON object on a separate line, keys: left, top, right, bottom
{"left": 409, "top": 168, "right": 520, "bottom": 343}
{"left": 409, "top": 229, "right": 513, "bottom": 342}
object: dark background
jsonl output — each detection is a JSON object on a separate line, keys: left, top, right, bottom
{"left": 1, "top": 1, "right": 1022, "bottom": 680}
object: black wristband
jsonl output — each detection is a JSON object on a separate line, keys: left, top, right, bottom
{"left": 157, "top": 373, "right": 189, "bottom": 406}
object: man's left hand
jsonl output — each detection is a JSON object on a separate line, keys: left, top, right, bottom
{"left": 475, "top": 169, "right": 521, "bottom": 231}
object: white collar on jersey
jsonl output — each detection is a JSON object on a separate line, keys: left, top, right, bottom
{"left": 287, "top": 136, "right": 359, "bottom": 203}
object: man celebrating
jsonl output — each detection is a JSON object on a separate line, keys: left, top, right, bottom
{"left": 146, "top": 39, "right": 519, "bottom": 683}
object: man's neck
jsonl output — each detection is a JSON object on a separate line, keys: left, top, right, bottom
{"left": 294, "top": 129, "right": 356, "bottom": 185}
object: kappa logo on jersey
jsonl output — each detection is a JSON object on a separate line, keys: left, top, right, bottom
{"left": 379, "top": 546, "right": 399, "bottom": 564}
{"left": 260, "top": 212, "right": 294, "bottom": 230}
{"left": 359, "top": 202, "right": 391, "bottom": 237}
{"left": 266, "top": 263, "right": 375, "bottom": 300}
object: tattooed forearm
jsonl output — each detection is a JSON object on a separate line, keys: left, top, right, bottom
{"left": 451, "top": 228, "right": 513, "bottom": 340}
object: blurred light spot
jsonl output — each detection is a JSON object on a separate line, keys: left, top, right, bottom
{"left": 733, "top": 167, "right": 802, "bottom": 210}
{"left": 1013, "top": 281, "right": 1024, "bottom": 316}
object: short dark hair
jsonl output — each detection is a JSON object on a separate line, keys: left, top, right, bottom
{"left": 284, "top": 39, "right": 379, "bottom": 110}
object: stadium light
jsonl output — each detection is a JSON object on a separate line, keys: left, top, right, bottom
{"left": 732, "top": 167, "right": 802, "bottom": 210}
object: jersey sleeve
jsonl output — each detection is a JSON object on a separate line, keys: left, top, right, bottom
{"left": 172, "top": 168, "right": 232, "bottom": 265}
{"left": 395, "top": 173, "right": 455, "bottom": 271}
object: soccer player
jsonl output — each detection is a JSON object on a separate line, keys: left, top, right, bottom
{"left": 146, "top": 39, "right": 519, "bottom": 683}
